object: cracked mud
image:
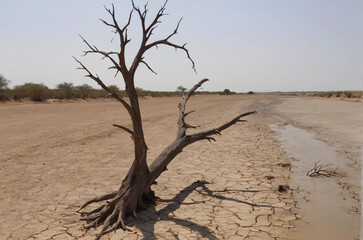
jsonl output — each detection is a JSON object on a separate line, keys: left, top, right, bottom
{"left": 2, "top": 95, "right": 359, "bottom": 239}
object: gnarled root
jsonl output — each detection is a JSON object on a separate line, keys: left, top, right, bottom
{"left": 78, "top": 191, "right": 118, "bottom": 212}
{"left": 79, "top": 188, "right": 157, "bottom": 239}
{"left": 80, "top": 193, "right": 128, "bottom": 240}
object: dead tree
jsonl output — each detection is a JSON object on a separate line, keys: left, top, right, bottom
{"left": 74, "top": 1, "right": 255, "bottom": 239}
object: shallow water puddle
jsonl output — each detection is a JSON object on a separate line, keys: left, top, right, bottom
{"left": 271, "top": 124, "right": 360, "bottom": 240}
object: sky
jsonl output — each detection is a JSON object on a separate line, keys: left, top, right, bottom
{"left": 1, "top": 0, "right": 362, "bottom": 92}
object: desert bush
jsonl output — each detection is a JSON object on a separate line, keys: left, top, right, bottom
{"left": 223, "top": 89, "right": 231, "bottom": 95}
{"left": 108, "top": 85, "right": 121, "bottom": 94}
{"left": 0, "top": 74, "right": 10, "bottom": 101}
{"left": 0, "top": 74, "right": 9, "bottom": 90}
{"left": 135, "top": 87, "right": 144, "bottom": 96}
{"left": 176, "top": 85, "right": 187, "bottom": 95}
{"left": 13, "top": 83, "right": 49, "bottom": 101}
{"left": 344, "top": 91, "right": 352, "bottom": 98}
{"left": 107, "top": 85, "right": 127, "bottom": 98}
{"left": 220, "top": 89, "right": 236, "bottom": 95}
{"left": 247, "top": 91, "right": 255, "bottom": 94}
{"left": 57, "top": 82, "right": 75, "bottom": 99}
{"left": 75, "top": 84, "right": 94, "bottom": 99}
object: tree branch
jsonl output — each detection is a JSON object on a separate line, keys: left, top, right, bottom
{"left": 145, "top": 39, "right": 196, "bottom": 73}
{"left": 177, "top": 79, "right": 208, "bottom": 139}
{"left": 189, "top": 111, "right": 256, "bottom": 143}
{"left": 176, "top": 78, "right": 256, "bottom": 142}
{"left": 306, "top": 162, "right": 340, "bottom": 177}
{"left": 79, "top": 35, "right": 122, "bottom": 77}
{"left": 140, "top": 60, "right": 157, "bottom": 75}
{"left": 73, "top": 57, "right": 133, "bottom": 117}
{"left": 113, "top": 124, "right": 139, "bottom": 138}
{"left": 129, "top": 0, "right": 196, "bottom": 75}
{"left": 145, "top": 0, "right": 168, "bottom": 36}
{"left": 101, "top": 4, "right": 133, "bottom": 75}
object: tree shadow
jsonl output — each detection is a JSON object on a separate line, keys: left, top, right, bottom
{"left": 128, "top": 180, "right": 272, "bottom": 239}
{"left": 195, "top": 183, "right": 272, "bottom": 208}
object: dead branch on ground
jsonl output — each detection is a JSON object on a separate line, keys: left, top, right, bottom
{"left": 306, "top": 162, "right": 340, "bottom": 177}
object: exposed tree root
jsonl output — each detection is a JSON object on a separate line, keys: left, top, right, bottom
{"left": 80, "top": 187, "right": 157, "bottom": 239}
{"left": 78, "top": 191, "right": 118, "bottom": 212}
{"left": 81, "top": 192, "right": 131, "bottom": 239}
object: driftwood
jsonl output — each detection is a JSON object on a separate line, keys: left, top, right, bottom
{"left": 306, "top": 162, "right": 339, "bottom": 177}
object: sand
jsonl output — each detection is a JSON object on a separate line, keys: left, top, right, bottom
{"left": 0, "top": 95, "right": 361, "bottom": 239}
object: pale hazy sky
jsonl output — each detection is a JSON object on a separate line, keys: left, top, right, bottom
{"left": 1, "top": 0, "right": 362, "bottom": 92}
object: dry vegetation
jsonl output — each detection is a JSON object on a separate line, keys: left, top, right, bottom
{"left": 0, "top": 82, "right": 244, "bottom": 103}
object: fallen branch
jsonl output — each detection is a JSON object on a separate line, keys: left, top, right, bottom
{"left": 306, "top": 162, "right": 340, "bottom": 177}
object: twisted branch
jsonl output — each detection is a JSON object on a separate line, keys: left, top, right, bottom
{"left": 176, "top": 79, "right": 256, "bottom": 141}
{"left": 129, "top": 0, "right": 195, "bottom": 75}
{"left": 73, "top": 57, "right": 134, "bottom": 117}
{"left": 177, "top": 79, "right": 208, "bottom": 138}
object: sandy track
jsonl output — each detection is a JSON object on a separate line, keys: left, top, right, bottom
{"left": 1, "top": 95, "right": 299, "bottom": 239}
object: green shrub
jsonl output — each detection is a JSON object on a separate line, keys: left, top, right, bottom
{"left": 75, "top": 84, "right": 94, "bottom": 99}
{"left": 56, "top": 82, "right": 75, "bottom": 99}
{"left": 223, "top": 89, "right": 231, "bottom": 94}
{"left": 108, "top": 85, "right": 120, "bottom": 94}
{"left": 0, "top": 74, "right": 10, "bottom": 101}
{"left": 13, "top": 83, "right": 49, "bottom": 101}
{"left": 0, "top": 74, "right": 9, "bottom": 90}
{"left": 220, "top": 89, "right": 236, "bottom": 95}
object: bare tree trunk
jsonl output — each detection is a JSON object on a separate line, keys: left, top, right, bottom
{"left": 74, "top": 2, "right": 255, "bottom": 239}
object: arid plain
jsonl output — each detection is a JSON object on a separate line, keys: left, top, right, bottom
{"left": 0, "top": 94, "right": 361, "bottom": 239}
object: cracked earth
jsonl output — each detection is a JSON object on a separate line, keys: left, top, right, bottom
{"left": 2, "top": 95, "right": 302, "bottom": 239}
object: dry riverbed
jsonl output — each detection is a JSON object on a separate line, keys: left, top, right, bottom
{"left": 0, "top": 95, "right": 361, "bottom": 239}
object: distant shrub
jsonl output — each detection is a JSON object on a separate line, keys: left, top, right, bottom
{"left": 223, "top": 89, "right": 231, "bottom": 94}
{"left": 0, "top": 74, "right": 9, "bottom": 90}
{"left": 13, "top": 83, "right": 49, "bottom": 101}
{"left": 220, "top": 89, "right": 236, "bottom": 95}
{"left": 56, "top": 82, "right": 75, "bottom": 99}
{"left": 75, "top": 84, "right": 94, "bottom": 99}
{"left": 108, "top": 85, "right": 120, "bottom": 94}
{"left": 247, "top": 91, "right": 255, "bottom": 94}
{"left": 176, "top": 85, "right": 187, "bottom": 95}
{"left": 0, "top": 75, "right": 10, "bottom": 101}
{"left": 344, "top": 91, "right": 352, "bottom": 98}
